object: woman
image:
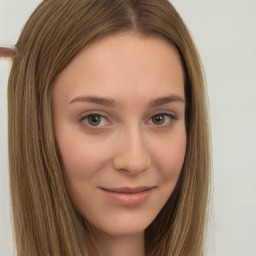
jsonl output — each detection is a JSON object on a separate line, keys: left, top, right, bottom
{"left": 8, "top": 0, "right": 211, "bottom": 255}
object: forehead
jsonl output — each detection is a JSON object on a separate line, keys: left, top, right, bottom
{"left": 53, "top": 32, "right": 185, "bottom": 103}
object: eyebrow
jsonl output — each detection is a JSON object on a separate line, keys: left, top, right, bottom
{"left": 149, "top": 95, "right": 185, "bottom": 107}
{"left": 69, "top": 96, "right": 120, "bottom": 107}
{"left": 69, "top": 95, "right": 185, "bottom": 107}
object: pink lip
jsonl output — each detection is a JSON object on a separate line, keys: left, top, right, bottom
{"left": 99, "top": 186, "right": 155, "bottom": 206}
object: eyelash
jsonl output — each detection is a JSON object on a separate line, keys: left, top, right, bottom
{"left": 79, "top": 112, "right": 177, "bottom": 131}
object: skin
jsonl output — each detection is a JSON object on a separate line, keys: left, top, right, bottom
{"left": 52, "top": 32, "right": 186, "bottom": 256}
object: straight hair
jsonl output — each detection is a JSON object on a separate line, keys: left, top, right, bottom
{"left": 8, "top": 0, "right": 211, "bottom": 255}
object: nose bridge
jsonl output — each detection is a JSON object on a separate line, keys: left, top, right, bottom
{"left": 113, "top": 124, "right": 151, "bottom": 174}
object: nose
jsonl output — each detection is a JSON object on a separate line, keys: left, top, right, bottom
{"left": 113, "top": 127, "right": 151, "bottom": 175}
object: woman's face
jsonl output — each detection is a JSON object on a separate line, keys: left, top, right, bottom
{"left": 52, "top": 33, "right": 186, "bottom": 237}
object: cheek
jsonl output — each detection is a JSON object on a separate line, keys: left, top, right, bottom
{"left": 154, "top": 129, "right": 186, "bottom": 182}
{"left": 151, "top": 132, "right": 186, "bottom": 209}
{"left": 56, "top": 132, "right": 111, "bottom": 211}
{"left": 56, "top": 128, "right": 111, "bottom": 180}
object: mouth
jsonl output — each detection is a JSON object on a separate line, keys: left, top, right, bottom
{"left": 100, "top": 186, "right": 156, "bottom": 194}
{"left": 98, "top": 186, "right": 156, "bottom": 206}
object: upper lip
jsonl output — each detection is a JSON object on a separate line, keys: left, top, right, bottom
{"left": 100, "top": 186, "right": 156, "bottom": 194}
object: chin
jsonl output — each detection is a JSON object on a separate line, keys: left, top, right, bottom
{"left": 86, "top": 209, "right": 156, "bottom": 238}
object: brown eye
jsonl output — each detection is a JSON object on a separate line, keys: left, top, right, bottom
{"left": 88, "top": 115, "right": 101, "bottom": 126}
{"left": 149, "top": 113, "right": 175, "bottom": 126}
{"left": 83, "top": 114, "right": 107, "bottom": 127}
{"left": 151, "top": 114, "right": 166, "bottom": 125}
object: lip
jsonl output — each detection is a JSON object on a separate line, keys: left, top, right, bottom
{"left": 99, "top": 186, "right": 155, "bottom": 206}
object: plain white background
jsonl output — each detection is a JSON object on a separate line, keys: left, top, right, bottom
{"left": 1, "top": 0, "right": 256, "bottom": 255}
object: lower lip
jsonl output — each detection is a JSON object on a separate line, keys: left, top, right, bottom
{"left": 100, "top": 188, "right": 153, "bottom": 206}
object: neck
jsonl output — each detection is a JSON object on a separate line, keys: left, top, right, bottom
{"left": 93, "top": 230, "right": 145, "bottom": 256}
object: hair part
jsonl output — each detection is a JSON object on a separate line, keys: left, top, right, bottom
{"left": 8, "top": 0, "right": 211, "bottom": 255}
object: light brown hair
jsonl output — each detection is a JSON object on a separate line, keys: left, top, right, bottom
{"left": 8, "top": 0, "right": 211, "bottom": 255}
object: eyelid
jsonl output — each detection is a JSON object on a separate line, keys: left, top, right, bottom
{"left": 78, "top": 110, "right": 109, "bottom": 121}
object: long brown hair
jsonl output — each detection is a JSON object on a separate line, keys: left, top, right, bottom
{"left": 8, "top": 0, "right": 211, "bottom": 255}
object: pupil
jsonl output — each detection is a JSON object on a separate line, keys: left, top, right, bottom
{"left": 156, "top": 116, "right": 162, "bottom": 121}
{"left": 153, "top": 114, "right": 164, "bottom": 125}
{"left": 89, "top": 115, "right": 100, "bottom": 126}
